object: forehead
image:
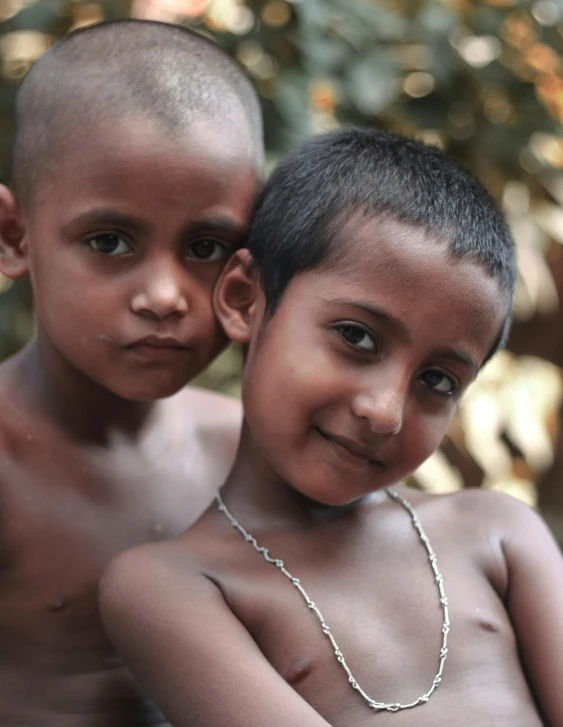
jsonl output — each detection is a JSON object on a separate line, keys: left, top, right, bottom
{"left": 299, "top": 212, "right": 508, "bottom": 365}
{"left": 31, "top": 114, "right": 260, "bottom": 217}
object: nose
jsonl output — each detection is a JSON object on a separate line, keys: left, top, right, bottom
{"left": 130, "top": 262, "right": 189, "bottom": 321}
{"left": 350, "top": 381, "right": 406, "bottom": 436}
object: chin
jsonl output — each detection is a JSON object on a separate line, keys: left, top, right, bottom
{"left": 297, "top": 470, "right": 395, "bottom": 508}
{"left": 297, "top": 483, "right": 368, "bottom": 508}
{"left": 112, "top": 377, "right": 189, "bottom": 402}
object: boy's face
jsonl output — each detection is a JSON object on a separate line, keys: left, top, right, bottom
{"left": 239, "top": 213, "right": 507, "bottom": 505}
{"left": 24, "top": 116, "right": 259, "bottom": 400}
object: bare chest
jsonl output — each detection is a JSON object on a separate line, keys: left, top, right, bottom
{"left": 213, "top": 520, "right": 541, "bottom": 727}
{"left": 0, "top": 438, "right": 205, "bottom": 725}
{"left": 0, "top": 443, "right": 209, "bottom": 636}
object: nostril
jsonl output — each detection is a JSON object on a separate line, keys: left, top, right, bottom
{"left": 137, "top": 308, "right": 160, "bottom": 322}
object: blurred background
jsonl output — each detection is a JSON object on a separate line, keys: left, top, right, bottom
{"left": 1, "top": 0, "right": 563, "bottom": 542}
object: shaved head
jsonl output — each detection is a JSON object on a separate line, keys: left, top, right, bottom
{"left": 12, "top": 19, "right": 263, "bottom": 209}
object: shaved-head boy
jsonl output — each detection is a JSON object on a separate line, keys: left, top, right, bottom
{"left": 0, "top": 19, "right": 262, "bottom": 726}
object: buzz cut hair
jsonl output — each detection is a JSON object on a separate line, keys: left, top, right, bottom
{"left": 246, "top": 126, "right": 516, "bottom": 360}
{"left": 12, "top": 19, "right": 264, "bottom": 208}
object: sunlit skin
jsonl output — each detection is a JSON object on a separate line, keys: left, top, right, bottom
{"left": 0, "top": 116, "right": 259, "bottom": 726}
{"left": 101, "top": 214, "right": 563, "bottom": 727}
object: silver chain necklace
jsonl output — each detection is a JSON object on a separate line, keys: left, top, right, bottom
{"left": 215, "top": 487, "right": 450, "bottom": 713}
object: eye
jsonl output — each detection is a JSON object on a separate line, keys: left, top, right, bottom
{"left": 86, "top": 233, "right": 131, "bottom": 256}
{"left": 420, "top": 369, "right": 457, "bottom": 396}
{"left": 186, "top": 239, "right": 231, "bottom": 262}
{"left": 335, "top": 324, "right": 378, "bottom": 353}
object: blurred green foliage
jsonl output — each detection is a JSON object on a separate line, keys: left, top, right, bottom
{"left": 2, "top": 0, "right": 563, "bottom": 365}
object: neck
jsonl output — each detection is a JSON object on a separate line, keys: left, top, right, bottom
{"left": 13, "top": 336, "right": 160, "bottom": 445}
{"left": 220, "top": 422, "right": 361, "bottom": 530}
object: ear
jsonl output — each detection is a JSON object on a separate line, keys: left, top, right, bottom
{"left": 214, "top": 248, "right": 262, "bottom": 344}
{"left": 0, "top": 185, "right": 29, "bottom": 279}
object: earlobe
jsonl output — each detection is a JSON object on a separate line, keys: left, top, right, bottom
{"left": 214, "top": 249, "right": 262, "bottom": 344}
{"left": 0, "top": 185, "right": 28, "bottom": 279}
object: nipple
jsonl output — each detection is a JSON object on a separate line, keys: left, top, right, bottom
{"left": 48, "top": 598, "right": 69, "bottom": 612}
{"left": 285, "top": 655, "right": 314, "bottom": 686}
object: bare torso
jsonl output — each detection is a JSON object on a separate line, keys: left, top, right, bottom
{"left": 164, "top": 486, "right": 543, "bottom": 726}
{"left": 0, "top": 352, "right": 241, "bottom": 726}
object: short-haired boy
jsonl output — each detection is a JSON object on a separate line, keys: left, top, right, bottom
{"left": 102, "top": 127, "right": 563, "bottom": 727}
{"left": 0, "top": 19, "right": 263, "bottom": 726}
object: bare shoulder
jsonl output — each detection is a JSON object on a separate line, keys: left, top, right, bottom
{"left": 99, "top": 533, "right": 231, "bottom": 681}
{"left": 0, "top": 355, "right": 31, "bottom": 553}
{"left": 176, "top": 384, "right": 241, "bottom": 443}
{"left": 177, "top": 385, "right": 242, "bottom": 426}
{"left": 439, "top": 487, "right": 550, "bottom": 541}
{"left": 99, "top": 540, "right": 182, "bottom": 600}
{"left": 100, "top": 504, "right": 231, "bottom": 622}
{"left": 389, "top": 485, "right": 554, "bottom": 592}
{"left": 394, "top": 483, "right": 541, "bottom": 531}
{"left": 0, "top": 354, "right": 27, "bottom": 466}
{"left": 407, "top": 484, "right": 560, "bottom": 571}
{"left": 100, "top": 528, "right": 333, "bottom": 727}
{"left": 0, "top": 401, "right": 9, "bottom": 492}
{"left": 100, "top": 538, "right": 204, "bottom": 629}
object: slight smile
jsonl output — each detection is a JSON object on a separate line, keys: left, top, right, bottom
{"left": 315, "top": 427, "right": 384, "bottom": 467}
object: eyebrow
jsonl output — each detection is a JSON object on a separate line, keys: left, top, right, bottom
{"left": 326, "top": 296, "right": 478, "bottom": 372}
{"left": 327, "top": 297, "right": 413, "bottom": 344}
{"left": 438, "top": 348, "right": 478, "bottom": 372}
{"left": 61, "top": 210, "right": 246, "bottom": 237}
{"left": 189, "top": 216, "right": 247, "bottom": 235}
{"left": 61, "top": 210, "right": 148, "bottom": 236}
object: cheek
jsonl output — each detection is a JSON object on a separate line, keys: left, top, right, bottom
{"left": 243, "top": 333, "right": 331, "bottom": 421}
{"left": 34, "top": 271, "right": 113, "bottom": 340}
{"left": 30, "top": 243, "right": 101, "bottom": 302}
{"left": 242, "top": 363, "right": 302, "bottom": 455}
{"left": 242, "top": 361, "right": 292, "bottom": 437}
{"left": 191, "top": 277, "right": 221, "bottom": 319}
{"left": 187, "top": 260, "right": 228, "bottom": 290}
{"left": 402, "top": 406, "right": 454, "bottom": 470}
{"left": 29, "top": 253, "right": 122, "bottom": 353}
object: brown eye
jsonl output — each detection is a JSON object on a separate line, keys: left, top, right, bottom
{"left": 420, "top": 369, "right": 457, "bottom": 396}
{"left": 87, "top": 233, "right": 130, "bottom": 256}
{"left": 187, "top": 239, "right": 230, "bottom": 262}
{"left": 336, "top": 325, "right": 377, "bottom": 352}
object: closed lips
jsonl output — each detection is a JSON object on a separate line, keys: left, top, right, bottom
{"left": 129, "top": 336, "right": 188, "bottom": 348}
{"left": 316, "top": 428, "right": 383, "bottom": 465}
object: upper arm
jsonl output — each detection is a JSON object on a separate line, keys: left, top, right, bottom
{"left": 99, "top": 546, "right": 331, "bottom": 727}
{"left": 498, "top": 495, "right": 563, "bottom": 726}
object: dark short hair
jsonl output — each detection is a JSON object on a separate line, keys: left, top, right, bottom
{"left": 246, "top": 126, "right": 516, "bottom": 358}
{"left": 13, "top": 19, "right": 263, "bottom": 208}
